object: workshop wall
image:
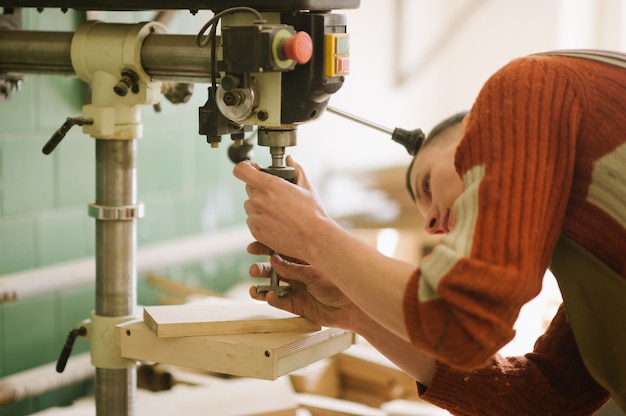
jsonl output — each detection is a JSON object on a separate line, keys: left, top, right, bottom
{"left": 0, "top": 8, "right": 252, "bottom": 415}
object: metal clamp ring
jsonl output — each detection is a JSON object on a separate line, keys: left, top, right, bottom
{"left": 88, "top": 202, "right": 145, "bottom": 220}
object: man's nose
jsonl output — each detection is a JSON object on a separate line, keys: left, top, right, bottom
{"left": 424, "top": 211, "right": 445, "bottom": 235}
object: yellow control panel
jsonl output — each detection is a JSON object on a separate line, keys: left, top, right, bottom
{"left": 325, "top": 33, "right": 350, "bottom": 77}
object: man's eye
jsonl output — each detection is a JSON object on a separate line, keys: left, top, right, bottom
{"left": 422, "top": 175, "right": 431, "bottom": 198}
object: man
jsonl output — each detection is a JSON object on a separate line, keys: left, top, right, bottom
{"left": 233, "top": 53, "right": 626, "bottom": 414}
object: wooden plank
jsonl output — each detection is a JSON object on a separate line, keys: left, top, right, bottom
{"left": 116, "top": 319, "right": 354, "bottom": 380}
{"left": 143, "top": 297, "right": 320, "bottom": 338}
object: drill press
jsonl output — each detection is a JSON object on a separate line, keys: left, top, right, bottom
{"left": 0, "top": 2, "right": 357, "bottom": 415}
{"left": 195, "top": 5, "right": 352, "bottom": 294}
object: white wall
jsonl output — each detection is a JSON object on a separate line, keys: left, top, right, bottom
{"left": 292, "top": 0, "right": 626, "bottom": 179}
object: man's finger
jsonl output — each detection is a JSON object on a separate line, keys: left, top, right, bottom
{"left": 249, "top": 285, "right": 266, "bottom": 301}
{"left": 286, "top": 155, "right": 306, "bottom": 187}
{"left": 248, "top": 286, "right": 294, "bottom": 315}
{"left": 233, "top": 160, "right": 264, "bottom": 187}
{"left": 247, "top": 241, "right": 273, "bottom": 256}
{"left": 265, "top": 291, "right": 296, "bottom": 314}
{"left": 269, "top": 254, "right": 311, "bottom": 283}
{"left": 249, "top": 262, "right": 272, "bottom": 278}
{"left": 234, "top": 160, "right": 283, "bottom": 189}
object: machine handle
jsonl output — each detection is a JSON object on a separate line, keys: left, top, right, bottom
{"left": 391, "top": 127, "right": 425, "bottom": 156}
{"left": 326, "top": 106, "right": 425, "bottom": 155}
{"left": 42, "top": 117, "right": 93, "bottom": 155}
{"left": 56, "top": 326, "right": 87, "bottom": 373}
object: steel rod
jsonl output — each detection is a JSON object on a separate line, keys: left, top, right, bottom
{"left": 0, "top": 30, "right": 74, "bottom": 75}
{"left": 95, "top": 139, "right": 138, "bottom": 416}
{"left": 0, "top": 30, "right": 214, "bottom": 81}
{"left": 95, "top": 139, "right": 137, "bottom": 315}
{"left": 96, "top": 368, "right": 135, "bottom": 416}
{"left": 326, "top": 106, "right": 393, "bottom": 135}
{"left": 140, "top": 34, "right": 213, "bottom": 81}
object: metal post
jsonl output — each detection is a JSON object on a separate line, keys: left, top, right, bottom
{"left": 93, "top": 139, "right": 138, "bottom": 415}
{"left": 72, "top": 22, "right": 161, "bottom": 416}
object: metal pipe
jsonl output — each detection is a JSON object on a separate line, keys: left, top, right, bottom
{"left": 0, "top": 30, "right": 213, "bottom": 81}
{"left": 95, "top": 139, "right": 137, "bottom": 317}
{"left": 94, "top": 139, "right": 138, "bottom": 416}
{"left": 326, "top": 105, "right": 393, "bottom": 135}
{"left": 140, "top": 34, "right": 213, "bottom": 81}
{"left": 0, "top": 30, "right": 73, "bottom": 75}
{"left": 96, "top": 368, "right": 135, "bottom": 416}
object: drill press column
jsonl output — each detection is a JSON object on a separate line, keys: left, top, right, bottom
{"left": 71, "top": 21, "right": 165, "bottom": 416}
{"left": 92, "top": 139, "right": 139, "bottom": 416}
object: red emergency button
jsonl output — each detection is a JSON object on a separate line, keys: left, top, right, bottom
{"left": 283, "top": 31, "right": 313, "bottom": 65}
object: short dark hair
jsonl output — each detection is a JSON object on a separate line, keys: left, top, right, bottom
{"left": 405, "top": 111, "right": 468, "bottom": 202}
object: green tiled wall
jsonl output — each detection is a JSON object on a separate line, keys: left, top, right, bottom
{"left": 3, "top": 294, "right": 58, "bottom": 375}
{"left": 1, "top": 130, "right": 55, "bottom": 216}
{"left": 0, "top": 216, "right": 36, "bottom": 273}
{"left": 0, "top": 8, "right": 253, "bottom": 415}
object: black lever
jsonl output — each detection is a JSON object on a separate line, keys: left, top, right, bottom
{"left": 43, "top": 117, "right": 93, "bottom": 155}
{"left": 56, "top": 326, "right": 87, "bottom": 373}
{"left": 326, "top": 106, "right": 425, "bottom": 155}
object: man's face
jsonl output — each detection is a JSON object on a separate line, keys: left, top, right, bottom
{"left": 409, "top": 124, "right": 464, "bottom": 235}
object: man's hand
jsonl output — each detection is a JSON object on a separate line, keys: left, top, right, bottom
{"left": 247, "top": 240, "right": 438, "bottom": 385}
{"left": 247, "top": 241, "right": 358, "bottom": 330}
{"left": 233, "top": 155, "right": 330, "bottom": 263}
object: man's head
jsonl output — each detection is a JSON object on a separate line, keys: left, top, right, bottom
{"left": 406, "top": 111, "right": 467, "bottom": 234}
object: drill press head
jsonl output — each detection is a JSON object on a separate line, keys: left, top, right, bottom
{"left": 196, "top": 6, "right": 350, "bottom": 170}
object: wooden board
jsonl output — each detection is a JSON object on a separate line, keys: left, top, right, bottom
{"left": 143, "top": 297, "right": 320, "bottom": 338}
{"left": 116, "top": 319, "right": 354, "bottom": 380}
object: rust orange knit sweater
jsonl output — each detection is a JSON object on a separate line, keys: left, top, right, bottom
{"left": 403, "top": 55, "right": 626, "bottom": 414}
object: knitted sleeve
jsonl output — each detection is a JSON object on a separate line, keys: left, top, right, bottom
{"left": 420, "top": 306, "right": 610, "bottom": 415}
{"left": 402, "top": 56, "right": 584, "bottom": 368}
